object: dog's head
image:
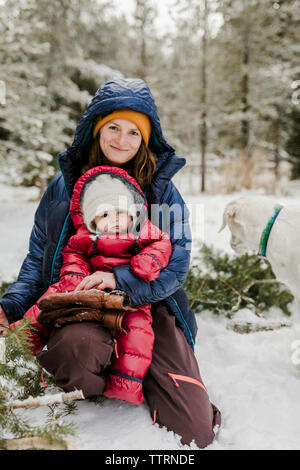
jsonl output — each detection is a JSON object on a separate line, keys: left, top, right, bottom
{"left": 219, "top": 198, "right": 251, "bottom": 254}
{"left": 219, "top": 196, "right": 282, "bottom": 255}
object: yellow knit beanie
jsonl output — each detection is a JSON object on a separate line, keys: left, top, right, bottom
{"left": 93, "top": 109, "right": 151, "bottom": 146}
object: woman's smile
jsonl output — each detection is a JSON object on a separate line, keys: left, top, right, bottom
{"left": 99, "top": 118, "right": 142, "bottom": 166}
{"left": 111, "top": 145, "right": 128, "bottom": 152}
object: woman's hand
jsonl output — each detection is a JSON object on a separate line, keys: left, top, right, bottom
{"left": 0, "top": 306, "right": 9, "bottom": 337}
{"left": 74, "top": 272, "right": 116, "bottom": 291}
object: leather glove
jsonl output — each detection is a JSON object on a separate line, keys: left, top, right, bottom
{"left": 37, "top": 289, "right": 131, "bottom": 334}
{"left": 38, "top": 289, "right": 132, "bottom": 311}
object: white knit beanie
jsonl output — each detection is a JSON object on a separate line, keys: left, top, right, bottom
{"left": 81, "top": 174, "right": 140, "bottom": 232}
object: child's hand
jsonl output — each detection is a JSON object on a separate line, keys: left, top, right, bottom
{"left": 74, "top": 272, "right": 116, "bottom": 291}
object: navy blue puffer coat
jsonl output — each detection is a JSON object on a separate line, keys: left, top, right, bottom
{"left": 0, "top": 78, "right": 197, "bottom": 349}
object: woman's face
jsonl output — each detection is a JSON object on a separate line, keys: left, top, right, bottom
{"left": 99, "top": 118, "right": 142, "bottom": 166}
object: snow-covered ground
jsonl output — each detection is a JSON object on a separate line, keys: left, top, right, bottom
{"left": 1, "top": 181, "right": 300, "bottom": 450}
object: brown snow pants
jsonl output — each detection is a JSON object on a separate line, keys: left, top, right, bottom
{"left": 37, "top": 303, "right": 221, "bottom": 449}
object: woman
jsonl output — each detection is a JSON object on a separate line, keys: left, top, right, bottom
{"left": 0, "top": 78, "right": 221, "bottom": 448}
{"left": 15, "top": 164, "right": 173, "bottom": 406}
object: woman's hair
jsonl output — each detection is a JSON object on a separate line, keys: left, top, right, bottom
{"left": 81, "top": 133, "right": 158, "bottom": 189}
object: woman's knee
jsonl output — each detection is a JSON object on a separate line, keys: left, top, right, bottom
{"left": 146, "top": 387, "right": 217, "bottom": 449}
{"left": 37, "top": 322, "right": 114, "bottom": 393}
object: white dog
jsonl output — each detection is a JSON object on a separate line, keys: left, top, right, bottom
{"left": 219, "top": 195, "right": 300, "bottom": 310}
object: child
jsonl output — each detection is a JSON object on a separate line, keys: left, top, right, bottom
{"left": 15, "top": 165, "right": 172, "bottom": 405}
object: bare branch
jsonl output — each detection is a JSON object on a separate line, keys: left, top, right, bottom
{"left": 9, "top": 389, "right": 84, "bottom": 409}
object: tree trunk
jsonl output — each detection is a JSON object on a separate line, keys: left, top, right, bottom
{"left": 134, "top": 0, "right": 148, "bottom": 81}
{"left": 200, "top": 0, "right": 208, "bottom": 192}
{"left": 0, "top": 437, "right": 77, "bottom": 451}
{"left": 241, "top": 24, "right": 250, "bottom": 156}
{"left": 274, "top": 106, "right": 282, "bottom": 183}
{"left": 39, "top": 10, "right": 57, "bottom": 199}
{"left": 273, "top": 0, "right": 285, "bottom": 182}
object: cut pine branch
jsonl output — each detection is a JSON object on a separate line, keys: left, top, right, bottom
{"left": 189, "top": 267, "right": 263, "bottom": 317}
{"left": 227, "top": 321, "right": 291, "bottom": 334}
{"left": 215, "top": 274, "right": 263, "bottom": 317}
{"left": 9, "top": 389, "right": 84, "bottom": 409}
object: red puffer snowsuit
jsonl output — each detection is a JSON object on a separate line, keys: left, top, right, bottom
{"left": 14, "top": 166, "right": 172, "bottom": 405}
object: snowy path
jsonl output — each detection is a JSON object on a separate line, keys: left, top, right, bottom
{"left": 1, "top": 183, "right": 300, "bottom": 450}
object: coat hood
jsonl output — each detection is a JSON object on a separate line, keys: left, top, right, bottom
{"left": 58, "top": 78, "right": 186, "bottom": 197}
{"left": 70, "top": 165, "right": 147, "bottom": 234}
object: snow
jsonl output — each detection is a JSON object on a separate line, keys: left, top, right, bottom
{"left": 0, "top": 183, "right": 40, "bottom": 283}
{"left": 1, "top": 181, "right": 300, "bottom": 450}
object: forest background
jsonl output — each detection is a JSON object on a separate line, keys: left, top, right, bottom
{"left": 1, "top": 0, "right": 299, "bottom": 198}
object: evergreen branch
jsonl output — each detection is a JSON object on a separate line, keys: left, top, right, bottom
{"left": 190, "top": 271, "right": 211, "bottom": 308}
{"left": 244, "top": 279, "right": 283, "bottom": 291}
{"left": 0, "top": 317, "right": 79, "bottom": 444}
{"left": 215, "top": 273, "right": 263, "bottom": 317}
{"left": 189, "top": 265, "right": 263, "bottom": 317}
{"left": 184, "top": 244, "right": 294, "bottom": 318}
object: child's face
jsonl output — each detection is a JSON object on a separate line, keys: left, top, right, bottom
{"left": 93, "top": 208, "right": 133, "bottom": 234}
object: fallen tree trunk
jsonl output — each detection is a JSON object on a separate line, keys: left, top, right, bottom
{"left": 0, "top": 436, "right": 76, "bottom": 450}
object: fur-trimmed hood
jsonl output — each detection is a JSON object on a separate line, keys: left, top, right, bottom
{"left": 70, "top": 165, "right": 147, "bottom": 234}
{"left": 58, "top": 78, "right": 186, "bottom": 198}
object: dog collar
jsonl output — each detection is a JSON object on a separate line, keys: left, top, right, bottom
{"left": 259, "top": 205, "right": 284, "bottom": 257}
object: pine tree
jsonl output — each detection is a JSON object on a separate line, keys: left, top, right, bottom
{"left": 0, "top": 0, "right": 124, "bottom": 191}
{"left": 0, "top": 318, "right": 82, "bottom": 450}
{"left": 0, "top": 0, "right": 76, "bottom": 190}
{"left": 211, "top": 0, "right": 300, "bottom": 165}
